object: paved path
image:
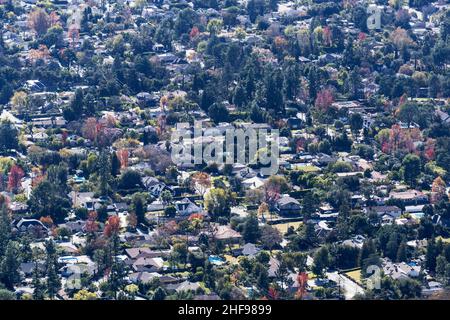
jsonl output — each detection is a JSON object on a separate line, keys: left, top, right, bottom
{"left": 326, "top": 271, "right": 364, "bottom": 300}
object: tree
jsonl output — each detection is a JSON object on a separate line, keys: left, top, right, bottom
{"left": 398, "top": 103, "right": 419, "bottom": 128}
{"left": 10, "top": 91, "right": 28, "bottom": 114}
{"left": 152, "top": 287, "right": 167, "bottom": 300}
{"left": 0, "top": 289, "right": 15, "bottom": 300}
{"left": 312, "top": 246, "right": 330, "bottom": 277}
{"left": 396, "top": 241, "right": 408, "bottom": 262}
{"left": 0, "top": 241, "right": 21, "bottom": 289}
{"left": 117, "top": 149, "right": 129, "bottom": 169}
{"left": 118, "top": 169, "right": 142, "bottom": 190}
{"left": 74, "top": 289, "right": 97, "bottom": 300}
{"left": 207, "top": 19, "right": 223, "bottom": 36}
{"left": 0, "top": 205, "right": 11, "bottom": 257}
{"left": 204, "top": 188, "right": 231, "bottom": 219}
{"left": 132, "top": 193, "right": 146, "bottom": 224}
{"left": 7, "top": 164, "right": 24, "bottom": 194}
{"left": 243, "top": 213, "right": 260, "bottom": 243}
{"left": 260, "top": 225, "right": 282, "bottom": 250}
{"left": 104, "top": 215, "right": 121, "bottom": 238}
{"left": 28, "top": 9, "right": 50, "bottom": 36}
{"left": 349, "top": 113, "right": 363, "bottom": 136}
{"left": 97, "top": 151, "right": 112, "bottom": 195}
{"left": 111, "top": 151, "right": 121, "bottom": 176}
{"left": 208, "top": 102, "right": 229, "bottom": 123}
{"left": 191, "top": 172, "right": 211, "bottom": 197}
{"left": 402, "top": 154, "right": 421, "bottom": 187}
{"left": 0, "top": 121, "right": 19, "bottom": 153}
{"left": 431, "top": 177, "right": 447, "bottom": 204}
{"left": 28, "top": 180, "right": 71, "bottom": 223}
{"left": 426, "top": 238, "right": 438, "bottom": 273}
{"left": 161, "top": 190, "right": 173, "bottom": 207}
{"left": 45, "top": 240, "right": 61, "bottom": 299}
{"left": 32, "top": 262, "right": 45, "bottom": 300}
{"left": 315, "top": 88, "right": 334, "bottom": 112}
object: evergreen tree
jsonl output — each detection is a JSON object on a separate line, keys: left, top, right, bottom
{"left": 243, "top": 213, "right": 260, "bottom": 243}
{"left": 45, "top": 240, "right": 61, "bottom": 299}
{"left": 0, "top": 241, "right": 21, "bottom": 290}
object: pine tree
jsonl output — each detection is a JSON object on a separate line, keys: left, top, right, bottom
{"left": 32, "top": 262, "right": 45, "bottom": 300}
{"left": 396, "top": 241, "right": 408, "bottom": 262}
{"left": 45, "top": 240, "right": 61, "bottom": 299}
{"left": 0, "top": 205, "right": 11, "bottom": 257}
{"left": 0, "top": 241, "right": 21, "bottom": 289}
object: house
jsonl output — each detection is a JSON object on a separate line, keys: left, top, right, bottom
{"left": 129, "top": 271, "right": 179, "bottom": 285}
{"left": 242, "top": 176, "right": 265, "bottom": 190}
{"left": 382, "top": 260, "right": 421, "bottom": 281}
{"left": 389, "top": 190, "right": 429, "bottom": 205}
{"left": 14, "top": 218, "right": 48, "bottom": 237}
{"left": 211, "top": 225, "right": 242, "bottom": 243}
{"left": 166, "top": 280, "right": 201, "bottom": 293}
{"left": 241, "top": 243, "right": 260, "bottom": 257}
{"left": 365, "top": 206, "right": 402, "bottom": 219}
{"left": 174, "top": 198, "right": 203, "bottom": 216}
{"left": 143, "top": 176, "right": 174, "bottom": 198}
{"left": 132, "top": 257, "right": 165, "bottom": 272}
{"left": 341, "top": 235, "right": 366, "bottom": 249}
{"left": 276, "top": 195, "right": 302, "bottom": 215}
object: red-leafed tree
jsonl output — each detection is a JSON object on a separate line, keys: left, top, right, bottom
{"left": 8, "top": 164, "right": 24, "bottom": 193}
{"left": 315, "top": 88, "right": 334, "bottom": 112}
{"left": 424, "top": 138, "right": 436, "bottom": 161}
{"left": 85, "top": 211, "right": 99, "bottom": 233}
{"left": 104, "top": 215, "right": 120, "bottom": 237}
{"left": 323, "top": 26, "right": 332, "bottom": 46}
{"left": 189, "top": 26, "right": 200, "bottom": 39}
{"left": 267, "top": 287, "right": 279, "bottom": 300}
{"left": 358, "top": 32, "right": 367, "bottom": 41}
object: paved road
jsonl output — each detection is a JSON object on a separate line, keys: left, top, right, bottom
{"left": 326, "top": 271, "right": 364, "bottom": 300}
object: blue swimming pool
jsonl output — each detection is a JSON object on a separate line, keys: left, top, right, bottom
{"left": 208, "top": 255, "right": 225, "bottom": 265}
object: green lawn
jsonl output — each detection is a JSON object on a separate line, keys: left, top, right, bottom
{"left": 345, "top": 269, "right": 362, "bottom": 284}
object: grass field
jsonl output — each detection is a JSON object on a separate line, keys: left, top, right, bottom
{"left": 273, "top": 221, "right": 303, "bottom": 234}
{"left": 345, "top": 269, "right": 362, "bottom": 284}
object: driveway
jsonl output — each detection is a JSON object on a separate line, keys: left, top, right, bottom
{"left": 326, "top": 271, "right": 364, "bottom": 300}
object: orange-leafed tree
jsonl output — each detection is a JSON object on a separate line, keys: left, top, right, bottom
{"left": 40, "top": 216, "right": 54, "bottom": 228}
{"left": 7, "top": 164, "right": 24, "bottom": 193}
{"left": 431, "top": 176, "right": 447, "bottom": 204}
{"left": 295, "top": 272, "right": 308, "bottom": 299}
{"left": 104, "top": 215, "right": 120, "bottom": 237}
{"left": 49, "top": 12, "right": 60, "bottom": 27}
{"left": 28, "top": 45, "right": 50, "bottom": 62}
{"left": 117, "top": 149, "right": 129, "bottom": 169}
{"left": 190, "top": 172, "right": 211, "bottom": 197}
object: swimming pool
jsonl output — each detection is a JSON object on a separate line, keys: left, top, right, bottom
{"left": 208, "top": 255, "right": 225, "bottom": 265}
